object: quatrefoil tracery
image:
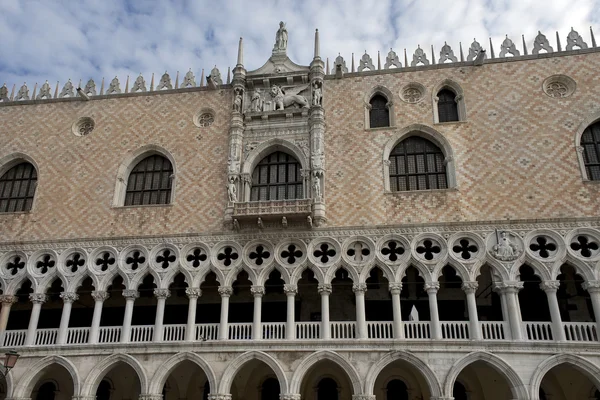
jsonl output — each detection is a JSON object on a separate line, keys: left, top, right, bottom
{"left": 249, "top": 245, "right": 271, "bottom": 266}
{"left": 281, "top": 244, "right": 303, "bottom": 265}
{"left": 6, "top": 256, "right": 25, "bottom": 276}
{"left": 126, "top": 251, "right": 146, "bottom": 270}
{"left": 570, "top": 235, "right": 599, "bottom": 258}
{"left": 381, "top": 241, "right": 405, "bottom": 262}
{"left": 217, "top": 247, "right": 239, "bottom": 267}
{"left": 66, "top": 253, "right": 85, "bottom": 273}
{"left": 156, "top": 249, "right": 176, "bottom": 269}
{"left": 186, "top": 248, "right": 207, "bottom": 268}
{"left": 346, "top": 242, "right": 370, "bottom": 262}
{"left": 96, "top": 252, "right": 116, "bottom": 271}
{"left": 530, "top": 236, "right": 557, "bottom": 259}
{"left": 416, "top": 240, "right": 441, "bottom": 261}
{"left": 314, "top": 243, "right": 336, "bottom": 264}
{"left": 36, "top": 255, "right": 55, "bottom": 274}
{"left": 452, "top": 239, "right": 478, "bottom": 260}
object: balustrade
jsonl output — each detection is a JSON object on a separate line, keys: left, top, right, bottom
{"left": 197, "top": 323, "right": 219, "bottom": 341}
{"left": 262, "top": 322, "right": 285, "bottom": 339}
{"left": 404, "top": 321, "right": 431, "bottom": 339}
{"left": 130, "top": 325, "right": 154, "bottom": 342}
{"left": 523, "top": 322, "right": 553, "bottom": 341}
{"left": 66, "top": 327, "right": 90, "bottom": 344}
{"left": 330, "top": 321, "right": 356, "bottom": 339}
{"left": 296, "top": 322, "right": 320, "bottom": 339}
{"left": 98, "top": 326, "right": 122, "bottom": 343}
{"left": 480, "top": 321, "right": 508, "bottom": 340}
{"left": 35, "top": 328, "right": 57, "bottom": 345}
{"left": 441, "top": 321, "right": 470, "bottom": 340}
{"left": 367, "top": 321, "right": 394, "bottom": 339}
{"left": 228, "top": 323, "right": 252, "bottom": 340}
{"left": 563, "top": 322, "right": 598, "bottom": 342}
{"left": 2, "top": 329, "right": 26, "bottom": 347}
{"left": 164, "top": 324, "right": 186, "bottom": 342}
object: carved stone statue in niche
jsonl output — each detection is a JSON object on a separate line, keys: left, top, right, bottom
{"left": 233, "top": 88, "right": 243, "bottom": 112}
{"left": 312, "top": 81, "right": 322, "bottom": 106}
{"left": 227, "top": 177, "right": 238, "bottom": 202}
{"left": 312, "top": 173, "right": 321, "bottom": 200}
{"left": 250, "top": 90, "right": 263, "bottom": 112}
{"left": 274, "top": 21, "right": 288, "bottom": 52}
{"left": 270, "top": 85, "right": 308, "bottom": 110}
{"left": 492, "top": 231, "right": 521, "bottom": 261}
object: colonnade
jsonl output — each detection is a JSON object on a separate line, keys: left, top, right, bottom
{"left": 1, "top": 279, "right": 600, "bottom": 344}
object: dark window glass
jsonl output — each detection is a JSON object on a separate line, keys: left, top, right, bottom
{"left": 124, "top": 155, "right": 173, "bottom": 206}
{"left": 317, "top": 378, "right": 338, "bottom": 400}
{"left": 389, "top": 137, "right": 447, "bottom": 191}
{"left": 96, "top": 380, "right": 111, "bottom": 400}
{"left": 453, "top": 382, "right": 468, "bottom": 400}
{"left": 250, "top": 152, "right": 302, "bottom": 201}
{"left": 370, "top": 94, "right": 390, "bottom": 128}
{"left": 36, "top": 382, "right": 56, "bottom": 400}
{"left": 437, "top": 89, "right": 459, "bottom": 122}
{"left": 581, "top": 122, "right": 600, "bottom": 181}
{"left": 261, "top": 378, "right": 280, "bottom": 400}
{"left": 0, "top": 162, "right": 37, "bottom": 212}
{"left": 386, "top": 379, "right": 409, "bottom": 400}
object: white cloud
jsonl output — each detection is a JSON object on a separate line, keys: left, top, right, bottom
{"left": 0, "top": 0, "right": 598, "bottom": 90}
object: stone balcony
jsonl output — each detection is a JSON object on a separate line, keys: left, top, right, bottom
{"left": 232, "top": 199, "right": 312, "bottom": 220}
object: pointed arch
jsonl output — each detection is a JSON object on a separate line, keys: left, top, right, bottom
{"left": 382, "top": 124, "right": 456, "bottom": 192}
{"left": 364, "top": 85, "right": 395, "bottom": 129}
{"left": 6, "top": 274, "right": 36, "bottom": 295}
{"left": 575, "top": 111, "right": 600, "bottom": 181}
{"left": 529, "top": 353, "right": 600, "bottom": 400}
{"left": 81, "top": 353, "right": 148, "bottom": 397}
{"left": 12, "top": 355, "right": 80, "bottom": 399}
{"left": 0, "top": 152, "right": 39, "bottom": 213}
{"left": 98, "top": 269, "right": 131, "bottom": 292}
{"left": 290, "top": 264, "right": 325, "bottom": 286}
{"left": 443, "top": 352, "right": 527, "bottom": 399}
{"left": 113, "top": 144, "right": 177, "bottom": 206}
{"left": 242, "top": 138, "right": 308, "bottom": 176}
{"left": 149, "top": 352, "right": 216, "bottom": 394}
{"left": 159, "top": 267, "right": 193, "bottom": 290}
{"left": 554, "top": 255, "right": 596, "bottom": 281}
{"left": 473, "top": 260, "right": 510, "bottom": 282}
{"left": 431, "top": 78, "right": 466, "bottom": 123}
{"left": 130, "top": 268, "right": 161, "bottom": 291}
{"left": 38, "top": 274, "right": 66, "bottom": 295}
{"left": 289, "top": 350, "right": 361, "bottom": 395}
{"left": 67, "top": 272, "right": 100, "bottom": 293}
{"left": 218, "top": 351, "right": 288, "bottom": 394}
{"left": 509, "top": 258, "right": 552, "bottom": 281}
{"left": 395, "top": 260, "right": 434, "bottom": 283}
{"left": 192, "top": 265, "right": 225, "bottom": 288}
{"left": 224, "top": 264, "right": 258, "bottom": 287}
{"left": 360, "top": 263, "right": 395, "bottom": 285}
{"left": 257, "top": 264, "right": 291, "bottom": 287}
{"left": 433, "top": 260, "right": 470, "bottom": 283}
{"left": 324, "top": 264, "right": 359, "bottom": 285}
{"left": 364, "top": 351, "right": 441, "bottom": 397}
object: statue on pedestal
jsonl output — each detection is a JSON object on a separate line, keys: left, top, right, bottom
{"left": 274, "top": 21, "right": 288, "bottom": 52}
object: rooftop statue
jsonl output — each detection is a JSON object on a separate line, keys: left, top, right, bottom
{"left": 274, "top": 21, "right": 288, "bottom": 52}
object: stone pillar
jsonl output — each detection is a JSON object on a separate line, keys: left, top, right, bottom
{"left": 582, "top": 281, "right": 600, "bottom": 340}
{"left": 494, "top": 282, "right": 524, "bottom": 340}
{"left": 251, "top": 285, "right": 265, "bottom": 340}
{"left": 208, "top": 394, "right": 232, "bottom": 400}
{"left": 318, "top": 284, "right": 332, "bottom": 339}
{"left": 89, "top": 291, "right": 109, "bottom": 344}
{"left": 25, "top": 293, "right": 47, "bottom": 345}
{"left": 279, "top": 394, "right": 301, "bottom": 400}
{"left": 309, "top": 39, "right": 326, "bottom": 226}
{"left": 425, "top": 282, "right": 442, "bottom": 339}
{"left": 352, "top": 395, "right": 376, "bottom": 400}
{"left": 57, "top": 292, "right": 79, "bottom": 345}
{"left": 185, "top": 288, "right": 201, "bottom": 341}
{"left": 121, "top": 290, "right": 139, "bottom": 343}
{"left": 353, "top": 283, "right": 368, "bottom": 339}
{"left": 389, "top": 283, "right": 404, "bottom": 339}
{"left": 153, "top": 289, "right": 170, "bottom": 342}
{"left": 540, "top": 280, "right": 566, "bottom": 341}
{"left": 284, "top": 284, "right": 297, "bottom": 339}
{"left": 0, "top": 295, "right": 18, "bottom": 340}
{"left": 462, "top": 281, "right": 482, "bottom": 340}
{"left": 218, "top": 286, "right": 233, "bottom": 340}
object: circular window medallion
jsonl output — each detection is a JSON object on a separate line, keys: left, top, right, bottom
{"left": 194, "top": 110, "right": 215, "bottom": 127}
{"left": 400, "top": 83, "right": 425, "bottom": 103}
{"left": 542, "top": 75, "right": 576, "bottom": 98}
{"left": 72, "top": 117, "right": 95, "bottom": 136}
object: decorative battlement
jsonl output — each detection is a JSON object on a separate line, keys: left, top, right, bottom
{"left": 0, "top": 27, "right": 598, "bottom": 105}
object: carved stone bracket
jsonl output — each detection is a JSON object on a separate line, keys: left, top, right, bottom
{"left": 0, "top": 295, "right": 18, "bottom": 304}
{"left": 461, "top": 281, "right": 479, "bottom": 294}
{"left": 352, "top": 283, "right": 368, "bottom": 294}
{"left": 122, "top": 290, "right": 140, "bottom": 299}
{"left": 539, "top": 280, "right": 560, "bottom": 292}
{"left": 29, "top": 293, "right": 48, "bottom": 304}
{"left": 424, "top": 282, "right": 440, "bottom": 293}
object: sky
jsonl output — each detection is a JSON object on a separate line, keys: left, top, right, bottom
{"left": 0, "top": 0, "right": 599, "bottom": 91}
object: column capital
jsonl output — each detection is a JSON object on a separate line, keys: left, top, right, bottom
{"left": 351, "top": 396, "right": 376, "bottom": 400}
{"left": 218, "top": 286, "right": 233, "bottom": 297}
{"left": 138, "top": 395, "right": 163, "bottom": 400}
{"left": 352, "top": 283, "right": 368, "bottom": 294}
{"left": 72, "top": 397, "right": 96, "bottom": 400}
{"left": 29, "top": 293, "right": 48, "bottom": 304}
{"left": 461, "top": 281, "right": 479, "bottom": 294}
{"left": 318, "top": 283, "right": 332, "bottom": 294}
{"left": 208, "top": 394, "right": 232, "bottom": 400}
{"left": 493, "top": 281, "right": 524, "bottom": 294}
{"left": 388, "top": 282, "right": 403, "bottom": 294}
{"left": 582, "top": 280, "right": 600, "bottom": 293}
{"left": 284, "top": 284, "right": 298, "bottom": 295}
{"left": 123, "top": 290, "right": 140, "bottom": 299}
{"left": 280, "top": 394, "right": 301, "bottom": 400}
{"left": 251, "top": 285, "right": 265, "bottom": 297}
{"left": 0, "top": 295, "right": 18, "bottom": 304}
{"left": 424, "top": 282, "right": 440, "bottom": 293}
{"left": 60, "top": 292, "right": 79, "bottom": 303}
{"left": 91, "top": 291, "right": 109, "bottom": 302}
{"left": 153, "top": 288, "right": 171, "bottom": 299}
{"left": 540, "top": 280, "right": 561, "bottom": 292}
{"left": 186, "top": 287, "right": 202, "bottom": 298}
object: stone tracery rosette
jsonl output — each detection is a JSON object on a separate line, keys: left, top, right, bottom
{"left": 448, "top": 232, "right": 485, "bottom": 263}
{"left": 0, "top": 250, "right": 28, "bottom": 279}
{"left": 486, "top": 230, "right": 523, "bottom": 262}
{"left": 400, "top": 82, "right": 425, "bottom": 104}
{"left": 542, "top": 75, "right": 576, "bottom": 98}
{"left": 376, "top": 234, "right": 410, "bottom": 266}
{"left": 243, "top": 239, "right": 275, "bottom": 268}
{"left": 275, "top": 239, "right": 307, "bottom": 267}
{"left": 411, "top": 233, "right": 447, "bottom": 264}
{"left": 149, "top": 243, "right": 180, "bottom": 271}
{"left": 524, "top": 230, "right": 565, "bottom": 262}
{"left": 341, "top": 236, "right": 375, "bottom": 267}
{"left": 119, "top": 245, "right": 150, "bottom": 272}
{"left": 565, "top": 228, "right": 600, "bottom": 261}
{"left": 180, "top": 243, "right": 211, "bottom": 270}
{"left": 58, "top": 247, "right": 89, "bottom": 276}
{"left": 89, "top": 246, "right": 119, "bottom": 275}
{"left": 27, "top": 249, "right": 58, "bottom": 278}
{"left": 308, "top": 237, "right": 341, "bottom": 267}
{"left": 212, "top": 241, "right": 243, "bottom": 269}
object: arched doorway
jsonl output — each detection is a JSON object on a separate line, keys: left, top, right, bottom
{"left": 539, "top": 363, "right": 600, "bottom": 400}
{"left": 373, "top": 359, "right": 430, "bottom": 400}
{"left": 452, "top": 360, "right": 513, "bottom": 399}
{"left": 300, "top": 359, "right": 354, "bottom": 400}
{"left": 161, "top": 360, "right": 210, "bottom": 400}
{"left": 317, "top": 378, "right": 338, "bottom": 400}
{"left": 29, "top": 363, "right": 75, "bottom": 400}
{"left": 94, "top": 362, "right": 141, "bottom": 400}
{"left": 385, "top": 379, "right": 408, "bottom": 400}
{"left": 230, "top": 359, "right": 282, "bottom": 400}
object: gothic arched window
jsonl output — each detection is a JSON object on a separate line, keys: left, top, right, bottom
{"left": 0, "top": 162, "right": 37, "bottom": 213}
{"left": 124, "top": 155, "right": 173, "bottom": 206}
{"left": 251, "top": 151, "right": 302, "bottom": 201}
{"left": 369, "top": 94, "right": 390, "bottom": 128}
{"left": 389, "top": 136, "right": 447, "bottom": 191}
{"left": 437, "top": 89, "right": 459, "bottom": 122}
{"left": 581, "top": 121, "right": 600, "bottom": 180}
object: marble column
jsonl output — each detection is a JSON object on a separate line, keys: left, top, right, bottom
{"left": 57, "top": 292, "right": 79, "bottom": 344}
{"left": 353, "top": 283, "right": 368, "bottom": 339}
{"left": 0, "top": 295, "right": 18, "bottom": 340}
{"left": 318, "top": 284, "right": 332, "bottom": 339}
{"left": 251, "top": 285, "right": 265, "bottom": 340}
{"left": 121, "top": 290, "right": 139, "bottom": 343}
{"left": 208, "top": 394, "right": 232, "bottom": 400}
{"left": 89, "top": 291, "right": 109, "bottom": 344}
{"left": 153, "top": 289, "right": 170, "bottom": 342}
{"left": 185, "top": 288, "right": 201, "bottom": 341}
{"left": 284, "top": 284, "right": 297, "bottom": 339}
{"left": 389, "top": 283, "right": 404, "bottom": 339}
{"left": 582, "top": 281, "right": 600, "bottom": 340}
{"left": 540, "top": 280, "right": 566, "bottom": 341}
{"left": 425, "top": 282, "right": 442, "bottom": 339}
{"left": 218, "top": 286, "right": 233, "bottom": 340}
{"left": 462, "top": 281, "right": 482, "bottom": 340}
{"left": 25, "top": 293, "right": 47, "bottom": 346}
{"left": 494, "top": 282, "right": 524, "bottom": 340}
{"left": 279, "top": 394, "right": 301, "bottom": 400}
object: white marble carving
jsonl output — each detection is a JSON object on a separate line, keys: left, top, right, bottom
{"left": 566, "top": 28, "right": 588, "bottom": 50}
{"left": 107, "top": 77, "right": 122, "bottom": 95}
{"left": 533, "top": 31, "right": 554, "bottom": 54}
{"left": 207, "top": 66, "right": 223, "bottom": 88}
{"left": 227, "top": 177, "right": 238, "bottom": 202}
{"left": 131, "top": 74, "right": 147, "bottom": 92}
{"left": 0, "top": 84, "right": 8, "bottom": 102}
{"left": 411, "top": 46, "right": 430, "bottom": 66}
{"left": 467, "top": 39, "right": 486, "bottom": 61}
{"left": 439, "top": 42, "right": 458, "bottom": 63}
{"left": 331, "top": 54, "right": 348, "bottom": 74}
{"left": 270, "top": 85, "right": 308, "bottom": 110}
{"left": 83, "top": 79, "right": 97, "bottom": 96}
{"left": 156, "top": 72, "right": 173, "bottom": 90}
{"left": 233, "top": 89, "right": 243, "bottom": 112}
{"left": 15, "top": 83, "right": 29, "bottom": 101}
{"left": 274, "top": 21, "right": 288, "bottom": 52}
{"left": 384, "top": 49, "right": 402, "bottom": 69}
{"left": 180, "top": 69, "right": 196, "bottom": 88}
{"left": 491, "top": 231, "right": 521, "bottom": 261}
{"left": 250, "top": 90, "right": 263, "bottom": 112}
{"left": 59, "top": 79, "right": 75, "bottom": 98}
{"left": 499, "top": 36, "right": 520, "bottom": 57}
{"left": 358, "top": 52, "right": 375, "bottom": 72}
{"left": 312, "top": 81, "right": 322, "bottom": 106}
{"left": 37, "top": 81, "right": 52, "bottom": 100}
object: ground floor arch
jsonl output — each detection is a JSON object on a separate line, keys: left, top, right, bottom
{"left": 149, "top": 352, "right": 216, "bottom": 395}
{"left": 298, "top": 359, "right": 356, "bottom": 400}
{"left": 12, "top": 356, "right": 79, "bottom": 400}
{"left": 535, "top": 358, "right": 600, "bottom": 400}
{"left": 81, "top": 354, "right": 146, "bottom": 400}
{"left": 228, "top": 359, "right": 282, "bottom": 400}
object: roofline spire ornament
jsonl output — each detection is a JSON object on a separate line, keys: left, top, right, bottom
{"left": 237, "top": 37, "right": 244, "bottom": 67}
{"left": 314, "top": 29, "right": 320, "bottom": 60}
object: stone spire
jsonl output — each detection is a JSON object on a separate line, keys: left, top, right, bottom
{"left": 314, "top": 29, "right": 320, "bottom": 60}
{"left": 237, "top": 37, "right": 244, "bottom": 67}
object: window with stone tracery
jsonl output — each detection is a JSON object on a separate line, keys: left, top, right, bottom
{"left": 369, "top": 94, "right": 390, "bottom": 128}
{"left": 0, "top": 161, "right": 37, "bottom": 212}
{"left": 437, "top": 89, "right": 459, "bottom": 122}
{"left": 124, "top": 155, "right": 173, "bottom": 206}
{"left": 581, "top": 121, "right": 600, "bottom": 181}
{"left": 250, "top": 151, "right": 302, "bottom": 201}
{"left": 389, "top": 136, "right": 447, "bottom": 191}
